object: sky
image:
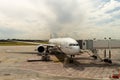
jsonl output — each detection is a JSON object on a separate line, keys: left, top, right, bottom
{"left": 0, "top": 0, "right": 120, "bottom": 40}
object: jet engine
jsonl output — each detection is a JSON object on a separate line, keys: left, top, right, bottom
{"left": 37, "top": 46, "right": 45, "bottom": 53}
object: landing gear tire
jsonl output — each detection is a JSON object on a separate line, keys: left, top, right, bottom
{"left": 64, "top": 57, "right": 74, "bottom": 64}
{"left": 42, "top": 55, "right": 50, "bottom": 61}
{"left": 69, "top": 58, "right": 74, "bottom": 63}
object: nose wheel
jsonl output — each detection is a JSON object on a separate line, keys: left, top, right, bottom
{"left": 41, "top": 46, "right": 51, "bottom": 61}
{"left": 64, "top": 55, "right": 74, "bottom": 65}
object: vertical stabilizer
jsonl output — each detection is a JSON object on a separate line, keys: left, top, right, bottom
{"left": 50, "top": 33, "right": 53, "bottom": 39}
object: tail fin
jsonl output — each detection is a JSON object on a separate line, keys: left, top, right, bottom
{"left": 50, "top": 33, "right": 52, "bottom": 39}
{"left": 50, "top": 33, "right": 58, "bottom": 39}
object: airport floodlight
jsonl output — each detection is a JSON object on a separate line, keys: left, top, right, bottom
{"left": 93, "top": 38, "right": 96, "bottom": 40}
{"left": 109, "top": 37, "right": 111, "bottom": 40}
{"left": 104, "top": 37, "right": 107, "bottom": 40}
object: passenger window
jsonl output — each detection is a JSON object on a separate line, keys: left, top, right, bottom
{"left": 69, "top": 44, "right": 72, "bottom": 46}
{"left": 76, "top": 44, "right": 79, "bottom": 46}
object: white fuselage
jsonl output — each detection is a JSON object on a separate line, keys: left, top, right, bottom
{"left": 49, "top": 38, "right": 80, "bottom": 55}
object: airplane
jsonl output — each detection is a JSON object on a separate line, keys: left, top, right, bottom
{"left": 36, "top": 37, "right": 80, "bottom": 63}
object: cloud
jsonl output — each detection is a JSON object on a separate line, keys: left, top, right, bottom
{"left": 45, "top": 0, "right": 85, "bottom": 35}
{"left": 0, "top": 0, "right": 120, "bottom": 39}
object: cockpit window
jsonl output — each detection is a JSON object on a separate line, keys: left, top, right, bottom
{"left": 69, "top": 44, "right": 79, "bottom": 46}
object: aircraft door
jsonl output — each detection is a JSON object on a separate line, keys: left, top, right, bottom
{"left": 82, "top": 40, "right": 86, "bottom": 50}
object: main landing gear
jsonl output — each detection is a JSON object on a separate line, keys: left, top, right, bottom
{"left": 41, "top": 54, "right": 50, "bottom": 61}
{"left": 27, "top": 46, "right": 51, "bottom": 62}
{"left": 41, "top": 46, "right": 51, "bottom": 61}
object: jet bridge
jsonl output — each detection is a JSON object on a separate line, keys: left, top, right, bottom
{"left": 77, "top": 39, "right": 120, "bottom": 63}
{"left": 77, "top": 40, "right": 93, "bottom": 50}
{"left": 77, "top": 39, "right": 120, "bottom": 50}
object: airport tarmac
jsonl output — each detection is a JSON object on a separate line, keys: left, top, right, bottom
{"left": 0, "top": 46, "right": 120, "bottom": 80}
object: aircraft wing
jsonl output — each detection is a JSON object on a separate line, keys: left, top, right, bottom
{"left": 38, "top": 44, "right": 56, "bottom": 47}
{"left": 14, "top": 40, "right": 62, "bottom": 53}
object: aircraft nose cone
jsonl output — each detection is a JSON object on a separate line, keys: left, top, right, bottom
{"left": 72, "top": 46, "right": 80, "bottom": 54}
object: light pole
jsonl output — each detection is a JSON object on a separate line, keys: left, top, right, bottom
{"left": 109, "top": 37, "right": 111, "bottom": 59}
{"left": 104, "top": 37, "right": 107, "bottom": 58}
{"left": 103, "top": 37, "right": 112, "bottom": 63}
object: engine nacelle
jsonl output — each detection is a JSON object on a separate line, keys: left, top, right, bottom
{"left": 37, "top": 46, "right": 45, "bottom": 53}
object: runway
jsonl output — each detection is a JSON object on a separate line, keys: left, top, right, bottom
{"left": 0, "top": 46, "right": 120, "bottom": 80}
